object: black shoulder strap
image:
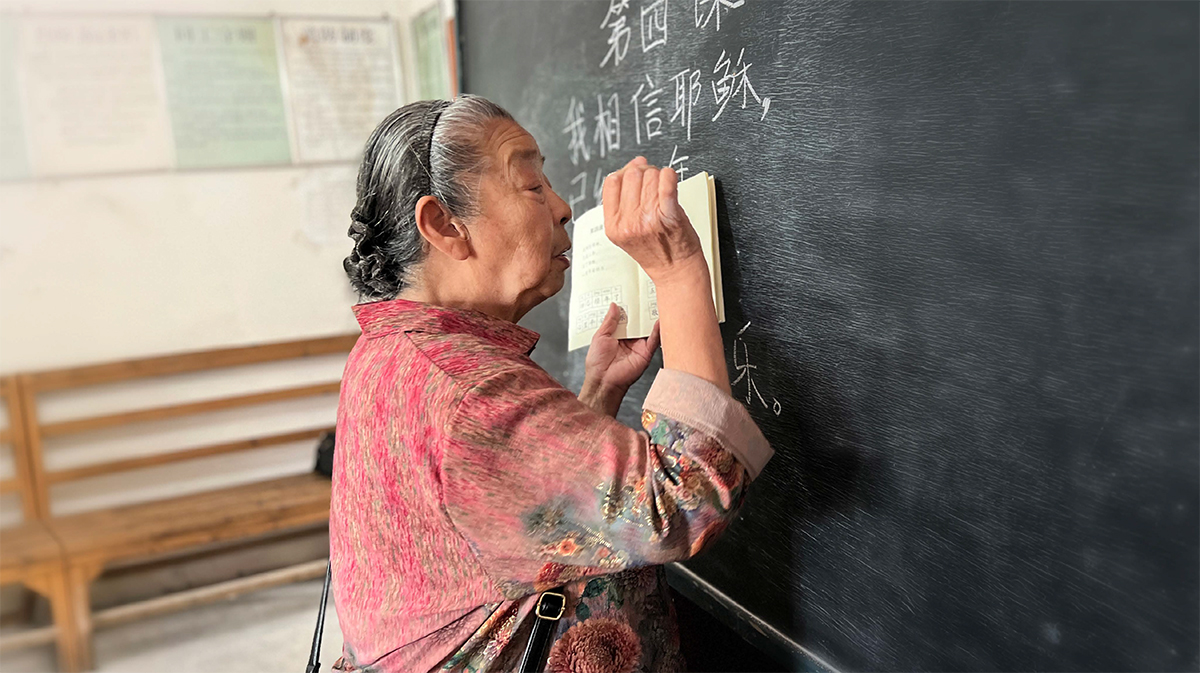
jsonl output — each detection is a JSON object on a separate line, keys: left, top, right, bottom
{"left": 306, "top": 562, "right": 333, "bottom": 673}
{"left": 306, "top": 569, "right": 563, "bottom": 673}
{"left": 518, "top": 587, "right": 567, "bottom": 672}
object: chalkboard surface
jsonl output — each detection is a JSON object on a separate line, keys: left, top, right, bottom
{"left": 458, "top": 2, "right": 1199, "bottom": 670}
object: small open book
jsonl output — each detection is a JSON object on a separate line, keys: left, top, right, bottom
{"left": 567, "top": 171, "right": 725, "bottom": 351}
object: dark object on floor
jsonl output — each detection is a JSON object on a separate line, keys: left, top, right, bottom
{"left": 314, "top": 431, "right": 335, "bottom": 478}
{"left": 671, "top": 587, "right": 786, "bottom": 673}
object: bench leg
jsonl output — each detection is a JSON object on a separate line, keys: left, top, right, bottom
{"left": 50, "top": 568, "right": 86, "bottom": 673}
{"left": 63, "top": 562, "right": 103, "bottom": 672}
{"left": 23, "top": 567, "right": 84, "bottom": 673}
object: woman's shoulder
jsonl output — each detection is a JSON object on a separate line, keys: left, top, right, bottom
{"left": 404, "top": 328, "right": 546, "bottom": 389}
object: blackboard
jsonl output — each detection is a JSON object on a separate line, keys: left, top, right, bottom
{"left": 458, "top": 1, "right": 1199, "bottom": 670}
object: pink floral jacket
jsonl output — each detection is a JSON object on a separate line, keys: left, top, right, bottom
{"left": 329, "top": 298, "right": 773, "bottom": 672}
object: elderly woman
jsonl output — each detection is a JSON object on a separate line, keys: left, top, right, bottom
{"left": 330, "top": 95, "right": 773, "bottom": 673}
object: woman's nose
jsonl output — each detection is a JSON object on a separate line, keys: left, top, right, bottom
{"left": 548, "top": 187, "right": 572, "bottom": 226}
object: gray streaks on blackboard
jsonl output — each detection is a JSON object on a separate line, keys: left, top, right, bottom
{"left": 462, "top": 1, "right": 1200, "bottom": 670}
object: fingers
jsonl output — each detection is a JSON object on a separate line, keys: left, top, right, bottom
{"left": 640, "top": 167, "right": 660, "bottom": 219}
{"left": 603, "top": 157, "right": 644, "bottom": 223}
{"left": 595, "top": 302, "right": 621, "bottom": 338}
{"left": 620, "top": 163, "right": 644, "bottom": 221}
{"left": 658, "top": 167, "right": 679, "bottom": 213}
{"left": 602, "top": 171, "right": 621, "bottom": 224}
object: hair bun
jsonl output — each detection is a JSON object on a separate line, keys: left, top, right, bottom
{"left": 343, "top": 96, "right": 514, "bottom": 301}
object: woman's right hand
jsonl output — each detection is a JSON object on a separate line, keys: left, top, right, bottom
{"left": 602, "top": 157, "right": 705, "bottom": 284}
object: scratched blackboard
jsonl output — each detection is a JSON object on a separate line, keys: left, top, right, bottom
{"left": 458, "top": 1, "right": 1200, "bottom": 670}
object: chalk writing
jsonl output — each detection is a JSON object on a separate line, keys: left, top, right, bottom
{"left": 732, "top": 322, "right": 781, "bottom": 415}
{"left": 593, "top": 92, "right": 621, "bottom": 158}
{"left": 667, "top": 144, "right": 690, "bottom": 180}
{"left": 599, "top": 0, "right": 631, "bottom": 68}
{"left": 694, "top": 0, "right": 744, "bottom": 31}
{"left": 670, "top": 68, "right": 703, "bottom": 141}
{"left": 569, "top": 167, "right": 607, "bottom": 212}
{"left": 592, "top": 167, "right": 605, "bottom": 207}
{"left": 563, "top": 97, "right": 591, "bottom": 165}
{"left": 569, "top": 170, "right": 590, "bottom": 213}
{"left": 631, "top": 74, "right": 664, "bottom": 145}
{"left": 712, "top": 47, "right": 771, "bottom": 122}
{"left": 640, "top": 0, "right": 667, "bottom": 52}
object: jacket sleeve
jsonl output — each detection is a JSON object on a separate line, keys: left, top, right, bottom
{"left": 439, "top": 365, "right": 773, "bottom": 598}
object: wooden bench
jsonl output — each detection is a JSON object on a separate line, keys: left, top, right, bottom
{"left": 0, "top": 376, "right": 84, "bottom": 671}
{"left": 0, "top": 335, "right": 357, "bottom": 671}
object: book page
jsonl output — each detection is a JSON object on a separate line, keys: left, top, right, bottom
{"left": 708, "top": 174, "right": 725, "bottom": 321}
{"left": 675, "top": 171, "right": 723, "bottom": 319}
{"left": 570, "top": 172, "right": 724, "bottom": 351}
{"left": 637, "top": 266, "right": 658, "bottom": 333}
{"left": 636, "top": 171, "right": 723, "bottom": 330}
{"left": 567, "top": 205, "right": 642, "bottom": 350}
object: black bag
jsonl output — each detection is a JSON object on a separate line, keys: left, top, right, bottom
{"left": 314, "top": 431, "right": 335, "bottom": 478}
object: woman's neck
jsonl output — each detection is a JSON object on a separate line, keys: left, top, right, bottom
{"left": 397, "top": 284, "right": 525, "bottom": 324}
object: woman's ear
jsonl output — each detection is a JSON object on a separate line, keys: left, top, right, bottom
{"left": 414, "top": 195, "right": 470, "bottom": 261}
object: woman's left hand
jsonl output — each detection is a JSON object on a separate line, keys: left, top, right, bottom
{"left": 579, "top": 303, "right": 662, "bottom": 417}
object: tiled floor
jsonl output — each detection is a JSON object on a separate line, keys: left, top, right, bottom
{"left": 0, "top": 580, "right": 343, "bottom": 673}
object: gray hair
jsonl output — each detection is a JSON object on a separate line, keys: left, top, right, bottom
{"left": 344, "top": 95, "right": 514, "bottom": 300}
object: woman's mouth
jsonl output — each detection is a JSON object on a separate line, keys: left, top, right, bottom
{"left": 553, "top": 247, "right": 571, "bottom": 268}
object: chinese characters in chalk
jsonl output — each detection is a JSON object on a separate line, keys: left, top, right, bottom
{"left": 593, "top": 93, "right": 621, "bottom": 158}
{"left": 563, "top": 97, "right": 591, "bottom": 166}
{"left": 569, "top": 167, "right": 605, "bottom": 213}
{"left": 600, "top": 0, "right": 631, "bottom": 67}
{"left": 712, "top": 48, "right": 771, "bottom": 122}
{"left": 670, "top": 68, "right": 703, "bottom": 141}
{"left": 695, "top": 0, "right": 744, "bottom": 31}
{"left": 631, "top": 74, "right": 664, "bottom": 145}
{"left": 667, "top": 145, "right": 690, "bottom": 180}
{"left": 732, "top": 322, "right": 781, "bottom": 415}
{"left": 559, "top": 4, "right": 779, "bottom": 221}
{"left": 640, "top": 0, "right": 667, "bottom": 51}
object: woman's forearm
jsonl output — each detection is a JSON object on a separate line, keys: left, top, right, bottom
{"left": 654, "top": 258, "right": 731, "bottom": 396}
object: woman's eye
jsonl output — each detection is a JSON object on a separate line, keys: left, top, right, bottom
{"left": 529, "top": 184, "right": 544, "bottom": 193}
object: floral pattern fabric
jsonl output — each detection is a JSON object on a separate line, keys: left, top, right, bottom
{"left": 330, "top": 298, "right": 772, "bottom": 672}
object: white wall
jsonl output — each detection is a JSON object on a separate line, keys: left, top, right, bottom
{"left": 0, "top": 0, "right": 440, "bottom": 522}
{"left": 0, "top": 0, "right": 443, "bottom": 373}
{"left": 0, "top": 0, "right": 457, "bottom": 630}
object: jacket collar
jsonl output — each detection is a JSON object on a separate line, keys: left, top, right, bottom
{"left": 352, "top": 298, "right": 540, "bottom": 356}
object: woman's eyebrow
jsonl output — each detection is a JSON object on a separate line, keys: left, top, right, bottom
{"left": 508, "top": 148, "right": 545, "bottom": 165}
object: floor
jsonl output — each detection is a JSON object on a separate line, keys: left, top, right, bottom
{"left": 0, "top": 581, "right": 789, "bottom": 673}
{"left": 0, "top": 579, "right": 344, "bottom": 673}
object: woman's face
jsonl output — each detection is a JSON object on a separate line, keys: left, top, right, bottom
{"left": 465, "top": 119, "right": 573, "bottom": 318}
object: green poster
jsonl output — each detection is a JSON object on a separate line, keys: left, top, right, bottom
{"left": 157, "top": 17, "right": 291, "bottom": 169}
{"left": 412, "top": 6, "right": 451, "bottom": 101}
{"left": 0, "top": 16, "right": 30, "bottom": 180}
